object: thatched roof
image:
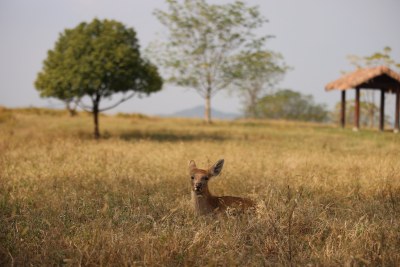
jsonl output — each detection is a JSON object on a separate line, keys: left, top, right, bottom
{"left": 325, "top": 66, "right": 400, "bottom": 91}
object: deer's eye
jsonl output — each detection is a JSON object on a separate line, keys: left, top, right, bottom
{"left": 191, "top": 176, "right": 194, "bottom": 180}
{"left": 204, "top": 176, "right": 209, "bottom": 181}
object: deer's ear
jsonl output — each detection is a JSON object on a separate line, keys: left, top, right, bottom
{"left": 188, "top": 160, "right": 197, "bottom": 173}
{"left": 209, "top": 159, "right": 224, "bottom": 177}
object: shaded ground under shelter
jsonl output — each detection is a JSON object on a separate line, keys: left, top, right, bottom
{"left": 325, "top": 66, "right": 400, "bottom": 132}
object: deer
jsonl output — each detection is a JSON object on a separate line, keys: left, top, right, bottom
{"left": 188, "top": 159, "right": 255, "bottom": 215}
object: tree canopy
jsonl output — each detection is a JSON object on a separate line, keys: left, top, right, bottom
{"left": 347, "top": 46, "right": 400, "bottom": 70}
{"left": 226, "top": 50, "right": 288, "bottom": 118}
{"left": 152, "top": 0, "right": 269, "bottom": 123}
{"left": 35, "top": 18, "right": 163, "bottom": 138}
{"left": 256, "top": 89, "right": 329, "bottom": 122}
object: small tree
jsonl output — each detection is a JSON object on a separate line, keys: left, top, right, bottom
{"left": 35, "top": 19, "right": 163, "bottom": 138}
{"left": 226, "top": 50, "right": 288, "bottom": 118}
{"left": 152, "top": 0, "right": 268, "bottom": 123}
{"left": 256, "top": 89, "right": 329, "bottom": 122}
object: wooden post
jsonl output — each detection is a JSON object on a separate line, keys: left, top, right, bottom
{"left": 395, "top": 89, "right": 400, "bottom": 133}
{"left": 354, "top": 87, "right": 360, "bottom": 131}
{"left": 380, "top": 89, "right": 385, "bottom": 132}
{"left": 341, "top": 90, "right": 346, "bottom": 128}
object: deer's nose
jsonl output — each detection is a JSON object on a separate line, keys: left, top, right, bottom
{"left": 194, "top": 183, "right": 202, "bottom": 191}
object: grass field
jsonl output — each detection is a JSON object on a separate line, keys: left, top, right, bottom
{"left": 1, "top": 108, "right": 400, "bottom": 266}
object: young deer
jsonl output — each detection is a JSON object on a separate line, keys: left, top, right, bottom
{"left": 189, "top": 159, "right": 255, "bottom": 215}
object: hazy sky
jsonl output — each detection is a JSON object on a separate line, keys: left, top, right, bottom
{"left": 1, "top": 0, "right": 399, "bottom": 115}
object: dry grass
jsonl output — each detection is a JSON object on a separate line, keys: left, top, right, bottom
{"left": 1, "top": 108, "right": 400, "bottom": 266}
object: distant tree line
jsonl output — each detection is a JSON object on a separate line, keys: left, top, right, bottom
{"left": 254, "top": 89, "right": 329, "bottom": 122}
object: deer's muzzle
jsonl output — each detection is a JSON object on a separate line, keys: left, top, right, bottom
{"left": 194, "top": 183, "right": 202, "bottom": 193}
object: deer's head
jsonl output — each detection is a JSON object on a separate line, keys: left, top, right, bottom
{"left": 188, "top": 159, "right": 224, "bottom": 195}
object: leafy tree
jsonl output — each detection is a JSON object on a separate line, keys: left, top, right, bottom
{"left": 34, "top": 27, "right": 81, "bottom": 117}
{"left": 225, "top": 50, "right": 288, "bottom": 118}
{"left": 152, "top": 0, "right": 268, "bottom": 123}
{"left": 347, "top": 46, "right": 400, "bottom": 70}
{"left": 35, "top": 19, "right": 163, "bottom": 138}
{"left": 255, "top": 89, "right": 329, "bottom": 122}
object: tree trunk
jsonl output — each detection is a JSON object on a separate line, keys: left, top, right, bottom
{"left": 66, "top": 100, "right": 77, "bottom": 117}
{"left": 368, "top": 107, "right": 374, "bottom": 128}
{"left": 370, "top": 92, "right": 375, "bottom": 128}
{"left": 205, "top": 90, "right": 212, "bottom": 124}
{"left": 93, "top": 95, "right": 101, "bottom": 139}
{"left": 68, "top": 109, "right": 77, "bottom": 117}
{"left": 93, "top": 109, "right": 100, "bottom": 139}
{"left": 249, "top": 94, "right": 258, "bottom": 119}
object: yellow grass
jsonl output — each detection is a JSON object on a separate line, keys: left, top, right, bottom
{"left": 1, "top": 108, "right": 400, "bottom": 266}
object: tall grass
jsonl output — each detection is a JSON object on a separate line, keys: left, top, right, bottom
{"left": 0, "top": 109, "right": 399, "bottom": 266}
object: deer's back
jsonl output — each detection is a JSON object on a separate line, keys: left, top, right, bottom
{"left": 216, "top": 196, "right": 255, "bottom": 212}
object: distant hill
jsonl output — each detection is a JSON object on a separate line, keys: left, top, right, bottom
{"left": 164, "top": 106, "right": 240, "bottom": 120}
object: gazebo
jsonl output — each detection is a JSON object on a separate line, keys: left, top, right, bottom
{"left": 325, "top": 66, "right": 400, "bottom": 132}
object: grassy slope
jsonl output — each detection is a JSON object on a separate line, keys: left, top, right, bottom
{"left": 0, "top": 109, "right": 399, "bottom": 266}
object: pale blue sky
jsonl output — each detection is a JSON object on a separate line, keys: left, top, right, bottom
{"left": 1, "top": 0, "right": 399, "bottom": 115}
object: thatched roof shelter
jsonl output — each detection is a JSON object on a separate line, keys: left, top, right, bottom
{"left": 325, "top": 66, "right": 400, "bottom": 132}
{"left": 326, "top": 66, "right": 400, "bottom": 91}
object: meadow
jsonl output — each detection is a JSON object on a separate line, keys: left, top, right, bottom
{"left": 1, "top": 107, "right": 400, "bottom": 266}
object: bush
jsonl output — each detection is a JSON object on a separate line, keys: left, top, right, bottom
{"left": 256, "top": 89, "right": 329, "bottom": 122}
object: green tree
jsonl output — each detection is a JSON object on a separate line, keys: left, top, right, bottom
{"left": 256, "top": 89, "right": 329, "bottom": 122}
{"left": 35, "top": 19, "right": 163, "bottom": 138}
{"left": 34, "top": 27, "right": 82, "bottom": 117}
{"left": 152, "top": 0, "right": 268, "bottom": 123}
{"left": 226, "top": 50, "right": 288, "bottom": 118}
{"left": 347, "top": 46, "right": 400, "bottom": 71}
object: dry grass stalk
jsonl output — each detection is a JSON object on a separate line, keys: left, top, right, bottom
{"left": 0, "top": 109, "right": 400, "bottom": 265}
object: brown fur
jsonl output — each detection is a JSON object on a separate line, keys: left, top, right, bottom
{"left": 189, "top": 159, "right": 255, "bottom": 215}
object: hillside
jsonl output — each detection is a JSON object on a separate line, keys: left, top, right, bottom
{"left": 164, "top": 105, "right": 240, "bottom": 120}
